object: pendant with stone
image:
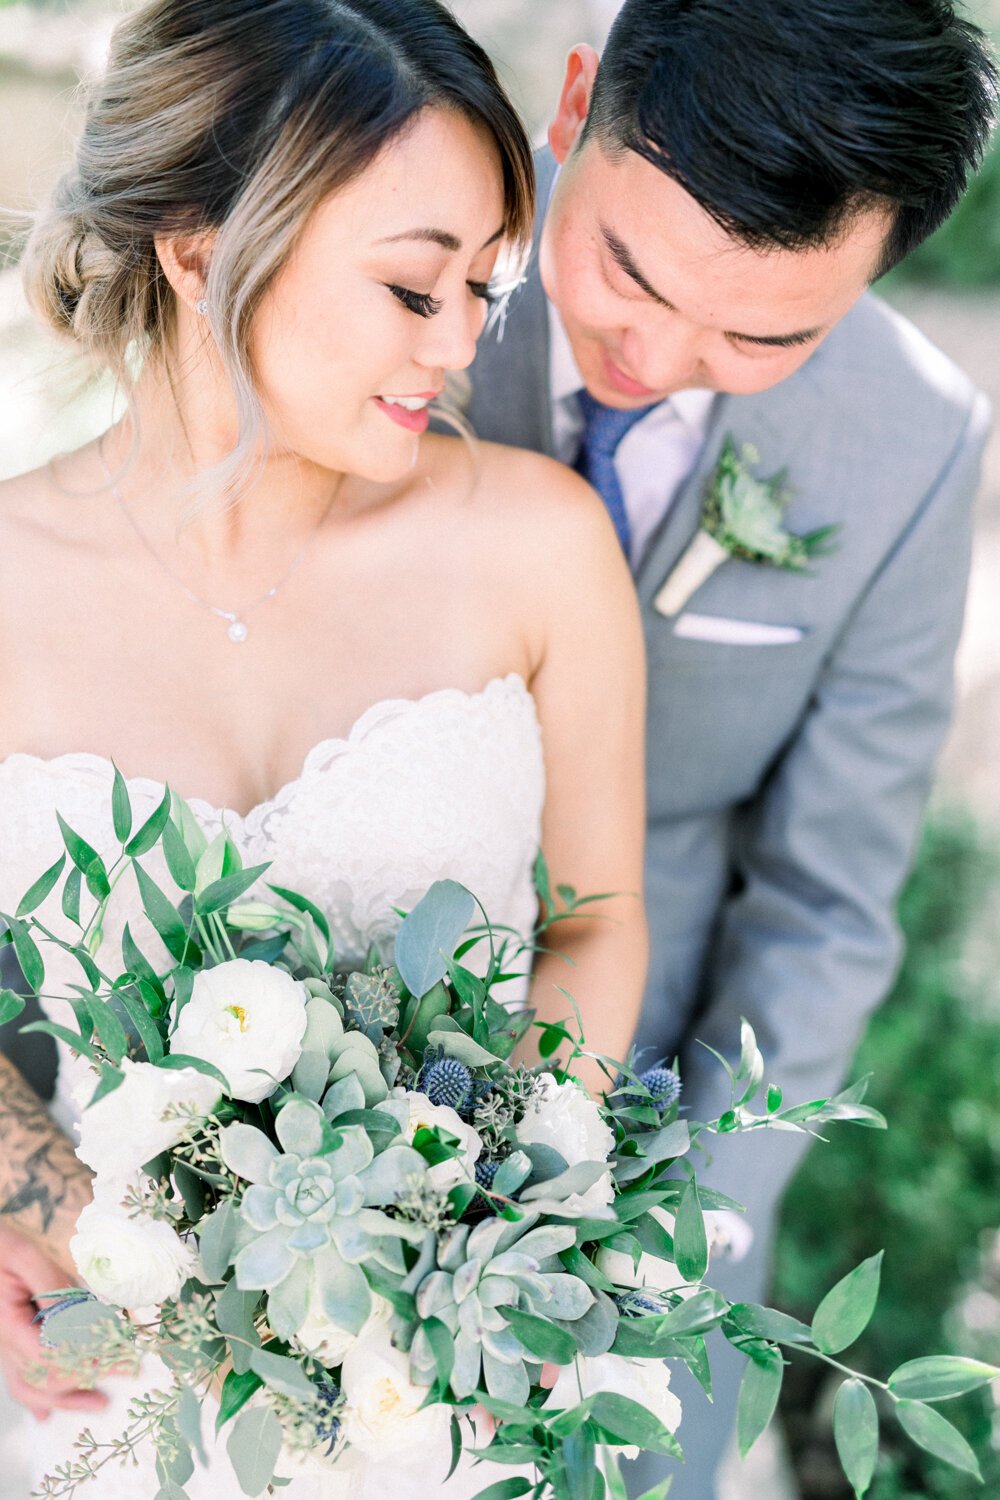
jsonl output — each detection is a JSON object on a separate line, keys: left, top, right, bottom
{"left": 227, "top": 618, "right": 249, "bottom": 643}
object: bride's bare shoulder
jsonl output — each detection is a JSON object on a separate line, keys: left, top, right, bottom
{"left": 0, "top": 449, "right": 105, "bottom": 548}
{"left": 425, "top": 434, "right": 615, "bottom": 559}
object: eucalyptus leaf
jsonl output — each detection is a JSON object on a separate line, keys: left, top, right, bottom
{"left": 226, "top": 1404, "right": 284, "bottom": 1496}
{"left": 727, "top": 1303, "right": 813, "bottom": 1345}
{"left": 833, "top": 1378, "right": 879, "bottom": 1498}
{"left": 248, "top": 1346, "right": 315, "bottom": 1401}
{"left": 395, "top": 880, "right": 475, "bottom": 998}
{"left": 199, "top": 1200, "right": 241, "bottom": 1282}
{"left": 216, "top": 1281, "right": 261, "bottom": 1374}
{"left": 177, "top": 1382, "right": 208, "bottom": 1468}
{"left": 426, "top": 1025, "right": 502, "bottom": 1068}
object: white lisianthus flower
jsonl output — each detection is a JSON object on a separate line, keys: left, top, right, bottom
{"left": 172, "top": 958, "right": 309, "bottom": 1102}
{"left": 515, "top": 1073, "right": 616, "bottom": 1213}
{"left": 596, "top": 1206, "right": 753, "bottom": 1294}
{"left": 74, "top": 1058, "right": 221, "bottom": 1185}
{"left": 390, "top": 1089, "right": 482, "bottom": 1191}
{"left": 340, "top": 1328, "right": 453, "bottom": 1463}
{"left": 71, "top": 1199, "right": 196, "bottom": 1309}
{"left": 547, "top": 1354, "right": 682, "bottom": 1459}
{"left": 296, "top": 1291, "right": 393, "bottom": 1367}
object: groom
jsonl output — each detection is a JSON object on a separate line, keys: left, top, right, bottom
{"left": 468, "top": 0, "right": 996, "bottom": 1494}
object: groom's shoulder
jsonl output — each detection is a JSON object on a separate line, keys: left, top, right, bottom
{"left": 801, "top": 292, "right": 985, "bottom": 446}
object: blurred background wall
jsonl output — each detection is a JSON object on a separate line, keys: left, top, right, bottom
{"left": 1, "top": 3, "right": 998, "bottom": 1497}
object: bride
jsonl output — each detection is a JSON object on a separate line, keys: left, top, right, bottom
{"left": 0, "top": 0, "right": 647, "bottom": 1494}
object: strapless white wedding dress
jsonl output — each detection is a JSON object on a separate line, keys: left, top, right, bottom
{"left": 0, "top": 674, "right": 545, "bottom": 1499}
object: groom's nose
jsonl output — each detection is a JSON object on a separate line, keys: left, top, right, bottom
{"left": 620, "top": 319, "right": 706, "bottom": 394}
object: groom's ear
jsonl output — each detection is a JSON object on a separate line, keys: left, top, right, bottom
{"left": 549, "top": 45, "right": 601, "bottom": 165}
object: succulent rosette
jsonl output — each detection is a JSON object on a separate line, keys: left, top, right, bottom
{"left": 3, "top": 803, "right": 995, "bottom": 1500}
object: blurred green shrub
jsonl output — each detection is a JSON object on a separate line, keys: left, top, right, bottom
{"left": 885, "top": 102, "right": 1000, "bottom": 290}
{"left": 773, "top": 811, "right": 1000, "bottom": 1499}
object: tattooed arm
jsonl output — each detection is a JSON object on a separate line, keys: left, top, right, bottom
{"left": 0, "top": 1055, "right": 91, "bottom": 1270}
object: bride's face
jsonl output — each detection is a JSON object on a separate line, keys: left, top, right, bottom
{"left": 250, "top": 107, "right": 506, "bottom": 482}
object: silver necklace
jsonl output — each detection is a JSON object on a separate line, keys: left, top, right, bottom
{"left": 99, "top": 446, "right": 337, "bottom": 644}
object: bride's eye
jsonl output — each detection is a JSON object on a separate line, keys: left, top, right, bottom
{"left": 386, "top": 284, "right": 444, "bottom": 318}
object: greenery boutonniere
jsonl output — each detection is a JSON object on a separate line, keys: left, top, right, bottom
{"left": 654, "top": 435, "right": 840, "bottom": 617}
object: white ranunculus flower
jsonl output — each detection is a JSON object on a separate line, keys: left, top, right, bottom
{"left": 340, "top": 1328, "right": 453, "bottom": 1463}
{"left": 515, "top": 1072, "right": 616, "bottom": 1213}
{"left": 71, "top": 1199, "right": 196, "bottom": 1309}
{"left": 596, "top": 1206, "right": 753, "bottom": 1295}
{"left": 171, "top": 958, "right": 309, "bottom": 1102}
{"left": 390, "top": 1089, "right": 482, "bottom": 1191}
{"left": 74, "top": 1058, "right": 221, "bottom": 1185}
{"left": 296, "top": 1290, "right": 393, "bottom": 1367}
{"left": 547, "top": 1354, "right": 682, "bottom": 1459}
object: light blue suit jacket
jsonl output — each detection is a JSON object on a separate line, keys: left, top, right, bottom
{"left": 468, "top": 153, "right": 991, "bottom": 1222}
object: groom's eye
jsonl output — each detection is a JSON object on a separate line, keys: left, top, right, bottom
{"left": 386, "top": 284, "right": 444, "bottom": 319}
{"left": 468, "top": 280, "right": 498, "bottom": 304}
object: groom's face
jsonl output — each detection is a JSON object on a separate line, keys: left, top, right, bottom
{"left": 541, "top": 51, "right": 891, "bottom": 408}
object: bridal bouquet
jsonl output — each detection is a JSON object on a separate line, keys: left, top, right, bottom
{"left": 1, "top": 785, "right": 997, "bottom": 1500}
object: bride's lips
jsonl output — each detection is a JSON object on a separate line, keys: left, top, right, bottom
{"left": 600, "top": 349, "right": 658, "bottom": 401}
{"left": 373, "top": 392, "right": 440, "bottom": 434}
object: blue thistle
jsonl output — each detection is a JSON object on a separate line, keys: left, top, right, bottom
{"left": 475, "top": 1157, "right": 500, "bottom": 1191}
{"left": 313, "top": 1381, "right": 343, "bottom": 1455}
{"left": 614, "top": 1289, "right": 670, "bottom": 1318}
{"left": 622, "top": 1065, "right": 682, "bottom": 1114}
{"left": 640, "top": 1066, "right": 682, "bottom": 1110}
{"left": 419, "top": 1054, "right": 474, "bottom": 1112}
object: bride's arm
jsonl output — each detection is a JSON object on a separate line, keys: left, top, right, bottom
{"left": 521, "top": 470, "right": 649, "bottom": 1097}
{"left": 0, "top": 1055, "right": 92, "bottom": 1270}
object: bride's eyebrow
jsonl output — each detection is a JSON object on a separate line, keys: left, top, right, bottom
{"left": 375, "top": 225, "right": 506, "bottom": 253}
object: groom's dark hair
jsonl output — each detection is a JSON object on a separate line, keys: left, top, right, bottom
{"left": 584, "top": 0, "right": 998, "bottom": 274}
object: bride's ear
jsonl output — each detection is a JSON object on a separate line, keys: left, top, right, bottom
{"left": 549, "top": 46, "right": 601, "bottom": 165}
{"left": 154, "top": 228, "right": 216, "bottom": 316}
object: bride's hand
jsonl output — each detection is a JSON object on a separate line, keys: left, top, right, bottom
{"left": 471, "top": 1363, "right": 559, "bottom": 1446}
{"left": 0, "top": 1223, "right": 109, "bottom": 1421}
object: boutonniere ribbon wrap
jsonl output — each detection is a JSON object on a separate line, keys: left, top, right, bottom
{"left": 654, "top": 436, "right": 840, "bottom": 617}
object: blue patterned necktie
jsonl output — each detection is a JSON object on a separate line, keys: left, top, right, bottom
{"left": 575, "top": 390, "right": 658, "bottom": 555}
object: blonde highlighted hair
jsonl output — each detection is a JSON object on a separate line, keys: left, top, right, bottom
{"left": 22, "top": 0, "right": 535, "bottom": 499}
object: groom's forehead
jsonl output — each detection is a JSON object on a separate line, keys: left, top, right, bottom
{"left": 562, "top": 139, "right": 889, "bottom": 311}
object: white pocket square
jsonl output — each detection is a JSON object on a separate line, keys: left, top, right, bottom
{"left": 673, "top": 613, "right": 805, "bottom": 646}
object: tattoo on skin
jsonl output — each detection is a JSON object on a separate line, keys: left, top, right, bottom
{"left": 0, "top": 1057, "right": 90, "bottom": 1241}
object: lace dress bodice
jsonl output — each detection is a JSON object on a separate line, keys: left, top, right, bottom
{"left": 0, "top": 673, "right": 545, "bottom": 1131}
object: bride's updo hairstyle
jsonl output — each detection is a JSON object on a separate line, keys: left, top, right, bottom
{"left": 22, "top": 0, "right": 533, "bottom": 478}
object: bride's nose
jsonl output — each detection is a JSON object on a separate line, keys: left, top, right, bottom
{"left": 419, "top": 296, "right": 481, "bottom": 373}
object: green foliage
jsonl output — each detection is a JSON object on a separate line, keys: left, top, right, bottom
{"left": 887, "top": 126, "right": 1000, "bottom": 290}
{"left": 774, "top": 811, "right": 1000, "bottom": 1497}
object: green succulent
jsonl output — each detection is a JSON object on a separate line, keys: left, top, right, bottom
{"left": 411, "top": 1215, "right": 594, "bottom": 1404}
{"left": 704, "top": 436, "right": 839, "bottom": 569}
{"left": 219, "top": 1098, "right": 427, "bottom": 1339}
{"left": 291, "top": 993, "right": 391, "bottom": 1107}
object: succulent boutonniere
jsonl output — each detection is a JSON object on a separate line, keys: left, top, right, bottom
{"left": 654, "top": 435, "right": 840, "bottom": 617}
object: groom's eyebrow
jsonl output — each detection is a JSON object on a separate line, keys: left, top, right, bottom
{"left": 600, "top": 225, "right": 825, "bottom": 349}
{"left": 376, "top": 225, "right": 506, "bottom": 253}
